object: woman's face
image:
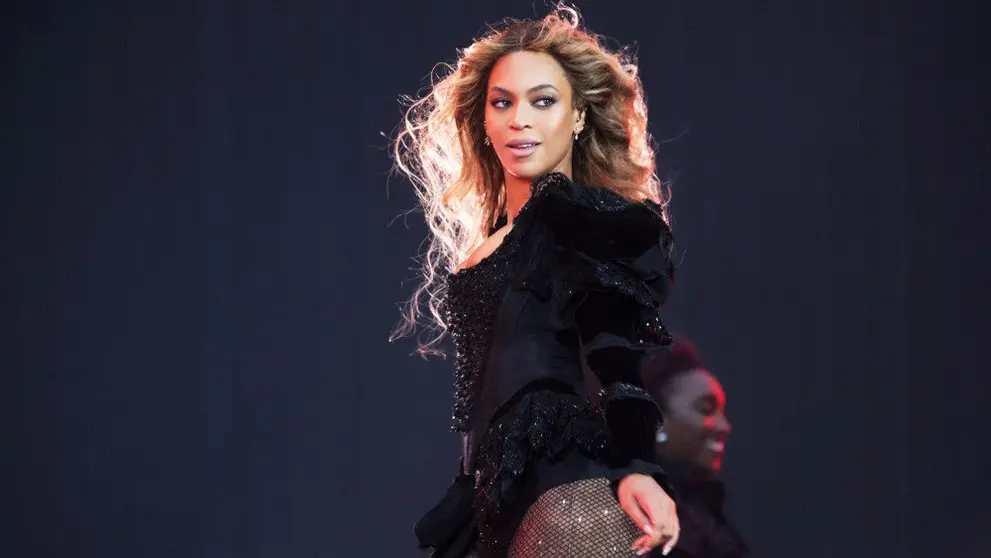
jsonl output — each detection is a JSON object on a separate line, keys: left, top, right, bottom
{"left": 658, "top": 369, "right": 732, "bottom": 473}
{"left": 484, "top": 50, "right": 583, "bottom": 182}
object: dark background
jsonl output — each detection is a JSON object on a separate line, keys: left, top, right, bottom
{"left": 6, "top": 0, "right": 990, "bottom": 556}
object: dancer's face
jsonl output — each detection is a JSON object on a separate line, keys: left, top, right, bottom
{"left": 484, "top": 51, "right": 583, "bottom": 181}
{"left": 658, "top": 370, "right": 732, "bottom": 473}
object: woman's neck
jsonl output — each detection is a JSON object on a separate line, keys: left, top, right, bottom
{"left": 503, "top": 173, "right": 531, "bottom": 224}
{"left": 503, "top": 167, "right": 573, "bottom": 222}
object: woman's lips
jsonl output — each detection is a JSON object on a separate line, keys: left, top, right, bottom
{"left": 705, "top": 439, "right": 725, "bottom": 453}
{"left": 506, "top": 140, "right": 540, "bottom": 157}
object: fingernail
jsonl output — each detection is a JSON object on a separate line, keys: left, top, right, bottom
{"left": 636, "top": 549, "right": 649, "bottom": 556}
{"left": 662, "top": 548, "right": 671, "bottom": 556}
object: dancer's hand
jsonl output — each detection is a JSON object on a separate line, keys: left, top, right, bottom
{"left": 617, "top": 473, "right": 679, "bottom": 556}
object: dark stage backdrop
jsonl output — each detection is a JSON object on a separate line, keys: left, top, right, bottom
{"left": 6, "top": 1, "right": 990, "bottom": 557}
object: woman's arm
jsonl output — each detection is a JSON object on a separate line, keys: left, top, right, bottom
{"left": 576, "top": 290, "right": 668, "bottom": 462}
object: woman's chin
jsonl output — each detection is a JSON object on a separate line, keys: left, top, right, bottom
{"left": 503, "top": 159, "right": 556, "bottom": 181}
{"left": 696, "top": 452, "right": 722, "bottom": 473}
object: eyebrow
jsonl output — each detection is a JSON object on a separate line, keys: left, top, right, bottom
{"left": 488, "top": 84, "right": 560, "bottom": 96}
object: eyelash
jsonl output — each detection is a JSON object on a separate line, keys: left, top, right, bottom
{"left": 490, "top": 96, "right": 557, "bottom": 109}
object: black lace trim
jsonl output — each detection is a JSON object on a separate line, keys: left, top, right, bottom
{"left": 471, "top": 389, "right": 610, "bottom": 554}
{"left": 598, "top": 381, "right": 656, "bottom": 404}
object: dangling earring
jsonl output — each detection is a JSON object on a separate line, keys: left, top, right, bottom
{"left": 484, "top": 136, "right": 491, "bottom": 146}
{"left": 574, "top": 110, "right": 586, "bottom": 142}
{"left": 655, "top": 427, "right": 667, "bottom": 443}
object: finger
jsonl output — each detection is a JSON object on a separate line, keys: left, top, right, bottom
{"left": 661, "top": 514, "right": 680, "bottom": 555}
{"left": 621, "top": 493, "right": 653, "bottom": 537}
{"left": 623, "top": 493, "right": 655, "bottom": 555}
{"left": 634, "top": 492, "right": 664, "bottom": 546}
{"left": 631, "top": 534, "right": 652, "bottom": 556}
{"left": 661, "top": 531, "right": 679, "bottom": 555}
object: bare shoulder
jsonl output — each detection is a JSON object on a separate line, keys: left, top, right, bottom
{"left": 455, "top": 223, "right": 514, "bottom": 272}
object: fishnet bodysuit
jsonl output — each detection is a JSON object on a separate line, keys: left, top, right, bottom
{"left": 507, "top": 478, "right": 641, "bottom": 557}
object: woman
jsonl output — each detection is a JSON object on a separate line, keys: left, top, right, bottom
{"left": 393, "top": 8, "right": 680, "bottom": 557}
{"left": 641, "top": 336, "right": 748, "bottom": 557}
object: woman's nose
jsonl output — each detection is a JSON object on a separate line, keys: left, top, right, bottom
{"left": 509, "top": 105, "right": 533, "bottom": 130}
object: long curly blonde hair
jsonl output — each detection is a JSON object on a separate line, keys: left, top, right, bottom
{"left": 391, "top": 6, "right": 670, "bottom": 357}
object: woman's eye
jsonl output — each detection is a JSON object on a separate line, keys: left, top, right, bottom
{"left": 534, "top": 96, "right": 556, "bottom": 108}
{"left": 490, "top": 98, "right": 510, "bottom": 109}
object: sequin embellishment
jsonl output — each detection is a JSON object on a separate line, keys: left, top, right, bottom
{"left": 447, "top": 244, "right": 512, "bottom": 432}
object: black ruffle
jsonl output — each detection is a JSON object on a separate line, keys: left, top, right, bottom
{"left": 598, "top": 382, "right": 662, "bottom": 462}
{"left": 472, "top": 389, "right": 611, "bottom": 554}
{"left": 414, "top": 472, "right": 477, "bottom": 558}
{"left": 506, "top": 172, "right": 676, "bottom": 328}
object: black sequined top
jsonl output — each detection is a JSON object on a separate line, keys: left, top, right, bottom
{"left": 415, "top": 173, "right": 677, "bottom": 557}
{"left": 446, "top": 234, "right": 512, "bottom": 433}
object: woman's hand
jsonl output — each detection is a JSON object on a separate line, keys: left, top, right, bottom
{"left": 617, "top": 473, "right": 679, "bottom": 556}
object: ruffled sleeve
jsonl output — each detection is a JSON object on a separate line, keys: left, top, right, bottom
{"left": 508, "top": 171, "right": 676, "bottom": 471}
{"left": 508, "top": 172, "right": 675, "bottom": 314}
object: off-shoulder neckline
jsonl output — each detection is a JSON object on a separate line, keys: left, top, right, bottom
{"left": 448, "top": 172, "right": 662, "bottom": 278}
{"left": 450, "top": 223, "right": 519, "bottom": 278}
{"left": 449, "top": 173, "right": 568, "bottom": 278}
